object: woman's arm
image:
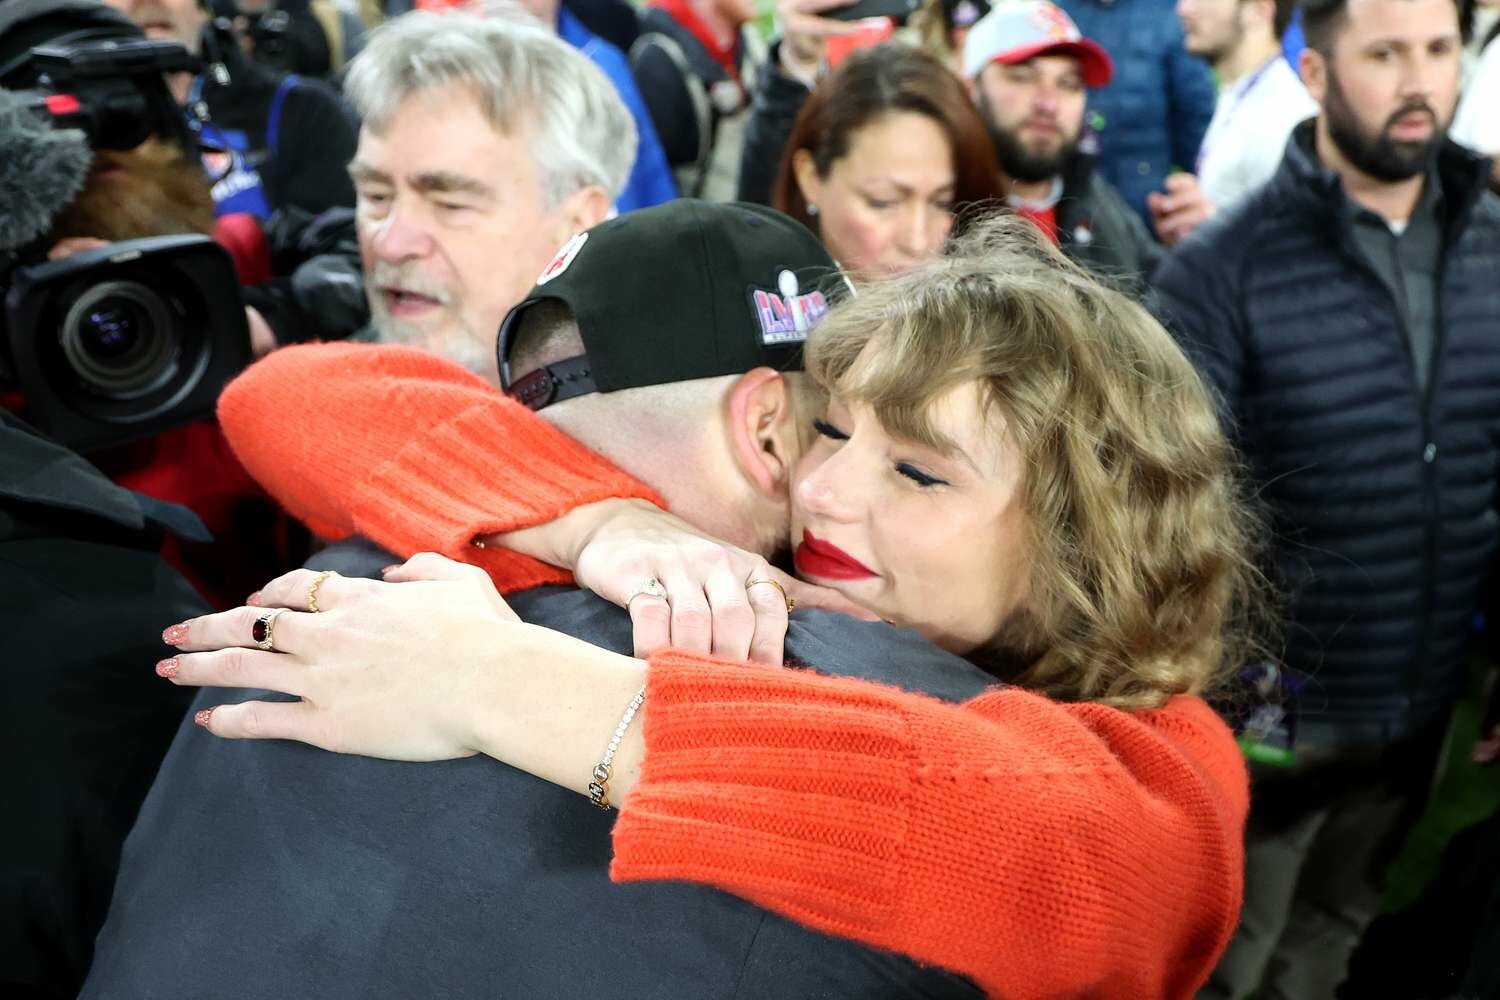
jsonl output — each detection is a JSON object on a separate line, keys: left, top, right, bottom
{"left": 216, "top": 343, "right": 664, "bottom": 593}
{"left": 615, "top": 653, "right": 1247, "bottom": 1000}
{"left": 170, "top": 566, "right": 1248, "bottom": 1000}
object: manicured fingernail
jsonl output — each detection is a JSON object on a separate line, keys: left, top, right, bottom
{"left": 155, "top": 657, "right": 179, "bottom": 678}
{"left": 381, "top": 565, "right": 399, "bottom": 575}
{"left": 194, "top": 708, "right": 214, "bottom": 729}
{"left": 247, "top": 591, "right": 262, "bottom": 606}
{"left": 162, "top": 622, "right": 190, "bottom": 645}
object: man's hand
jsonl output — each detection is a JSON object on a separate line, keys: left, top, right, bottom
{"left": 1147, "top": 172, "right": 1217, "bottom": 247}
{"left": 1474, "top": 722, "right": 1500, "bottom": 765}
{"left": 777, "top": 0, "right": 862, "bottom": 84}
{"left": 246, "top": 305, "right": 277, "bottom": 358}
{"left": 47, "top": 237, "right": 108, "bottom": 260}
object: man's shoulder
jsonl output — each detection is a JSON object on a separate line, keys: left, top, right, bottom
{"left": 560, "top": 8, "right": 632, "bottom": 75}
{"left": 1466, "top": 187, "right": 1500, "bottom": 235}
{"left": 282, "top": 73, "right": 350, "bottom": 111}
{"left": 786, "top": 612, "right": 997, "bottom": 703}
{"left": 1172, "top": 174, "right": 1304, "bottom": 271}
{"left": 1080, "top": 170, "right": 1135, "bottom": 219}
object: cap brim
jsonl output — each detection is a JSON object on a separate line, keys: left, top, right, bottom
{"left": 992, "top": 39, "right": 1113, "bottom": 88}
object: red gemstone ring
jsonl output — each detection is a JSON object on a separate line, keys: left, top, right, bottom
{"left": 251, "top": 608, "right": 288, "bottom": 652}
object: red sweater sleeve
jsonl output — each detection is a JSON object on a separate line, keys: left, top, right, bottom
{"left": 216, "top": 343, "right": 664, "bottom": 592}
{"left": 616, "top": 653, "right": 1249, "bottom": 999}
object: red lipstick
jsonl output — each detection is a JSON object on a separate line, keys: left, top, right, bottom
{"left": 794, "top": 530, "right": 878, "bottom": 581}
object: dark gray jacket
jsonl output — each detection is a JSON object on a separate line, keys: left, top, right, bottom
{"left": 80, "top": 543, "right": 991, "bottom": 999}
{"left": 1151, "top": 122, "right": 1500, "bottom": 746}
{"left": 1053, "top": 152, "right": 1164, "bottom": 288}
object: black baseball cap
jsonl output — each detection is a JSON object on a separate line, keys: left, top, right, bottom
{"left": 498, "top": 200, "right": 847, "bottom": 410}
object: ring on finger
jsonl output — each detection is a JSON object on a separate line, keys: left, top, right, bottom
{"left": 251, "top": 608, "right": 289, "bottom": 652}
{"left": 745, "top": 577, "right": 795, "bottom": 613}
{"left": 308, "top": 570, "right": 337, "bottom": 613}
{"left": 626, "top": 578, "right": 669, "bottom": 606}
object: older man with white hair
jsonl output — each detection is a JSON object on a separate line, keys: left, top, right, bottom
{"left": 343, "top": 11, "right": 637, "bottom": 382}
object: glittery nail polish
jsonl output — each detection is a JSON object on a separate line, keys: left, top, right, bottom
{"left": 247, "top": 591, "right": 262, "bottom": 606}
{"left": 381, "top": 565, "right": 399, "bottom": 575}
{"left": 194, "top": 708, "right": 214, "bottom": 728}
{"left": 162, "top": 622, "right": 190, "bottom": 645}
{"left": 155, "top": 657, "right": 179, "bottom": 678}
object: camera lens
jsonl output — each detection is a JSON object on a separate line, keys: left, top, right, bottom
{"left": 61, "top": 281, "right": 179, "bottom": 398}
{"left": 79, "top": 299, "right": 145, "bottom": 357}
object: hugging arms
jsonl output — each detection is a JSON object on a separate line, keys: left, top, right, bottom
{"left": 175, "top": 338, "right": 1250, "bottom": 998}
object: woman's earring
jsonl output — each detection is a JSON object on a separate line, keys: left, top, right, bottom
{"left": 806, "top": 203, "right": 819, "bottom": 216}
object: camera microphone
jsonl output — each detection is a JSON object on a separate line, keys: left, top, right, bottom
{"left": 0, "top": 86, "right": 93, "bottom": 254}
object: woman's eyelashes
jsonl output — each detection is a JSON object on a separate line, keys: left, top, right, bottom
{"left": 896, "top": 462, "right": 948, "bottom": 488}
{"left": 814, "top": 419, "right": 948, "bottom": 488}
{"left": 812, "top": 418, "right": 849, "bottom": 441}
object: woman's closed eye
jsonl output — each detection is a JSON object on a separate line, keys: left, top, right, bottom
{"left": 896, "top": 462, "right": 948, "bottom": 488}
{"left": 812, "top": 418, "right": 849, "bottom": 440}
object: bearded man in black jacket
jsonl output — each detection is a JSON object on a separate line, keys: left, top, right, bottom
{"left": 1150, "top": 0, "right": 1500, "bottom": 996}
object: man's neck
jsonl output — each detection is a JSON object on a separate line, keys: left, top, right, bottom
{"left": 1213, "top": 34, "right": 1282, "bottom": 91}
{"left": 1314, "top": 119, "right": 1427, "bottom": 224}
{"left": 1008, "top": 176, "right": 1058, "bottom": 204}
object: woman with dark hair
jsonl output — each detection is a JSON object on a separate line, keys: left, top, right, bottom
{"left": 769, "top": 42, "right": 1006, "bottom": 277}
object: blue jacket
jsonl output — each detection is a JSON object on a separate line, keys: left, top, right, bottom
{"left": 1152, "top": 124, "right": 1500, "bottom": 747}
{"left": 1057, "top": 0, "right": 1216, "bottom": 226}
{"left": 559, "top": 7, "right": 679, "bottom": 212}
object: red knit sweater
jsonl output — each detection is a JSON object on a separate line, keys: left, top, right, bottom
{"left": 217, "top": 343, "right": 1249, "bottom": 999}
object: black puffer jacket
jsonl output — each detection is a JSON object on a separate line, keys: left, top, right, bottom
{"left": 1152, "top": 121, "right": 1500, "bottom": 747}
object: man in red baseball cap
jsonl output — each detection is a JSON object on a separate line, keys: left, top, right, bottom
{"left": 961, "top": 0, "right": 1160, "bottom": 284}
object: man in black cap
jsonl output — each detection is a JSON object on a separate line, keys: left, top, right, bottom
{"left": 80, "top": 201, "right": 989, "bottom": 999}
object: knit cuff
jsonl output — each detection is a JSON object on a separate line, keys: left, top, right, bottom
{"left": 610, "top": 652, "right": 917, "bottom": 934}
{"left": 351, "top": 396, "right": 665, "bottom": 561}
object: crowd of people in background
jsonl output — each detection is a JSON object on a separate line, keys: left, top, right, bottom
{"left": 2, "top": 0, "right": 1499, "bottom": 997}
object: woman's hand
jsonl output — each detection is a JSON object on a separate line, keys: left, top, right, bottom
{"left": 161, "top": 557, "right": 652, "bottom": 801}
{"left": 159, "top": 564, "right": 521, "bottom": 760}
{"left": 493, "top": 499, "right": 877, "bottom": 664}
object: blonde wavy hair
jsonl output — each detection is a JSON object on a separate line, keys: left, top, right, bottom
{"left": 805, "top": 215, "right": 1269, "bottom": 709}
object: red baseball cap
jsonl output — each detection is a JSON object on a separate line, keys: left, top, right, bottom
{"left": 961, "top": 0, "right": 1114, "bottom": 88}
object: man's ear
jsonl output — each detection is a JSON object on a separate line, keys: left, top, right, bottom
{"left": 726, "top": 367, "right": 797, "bottom": 500}
{"left": 1299, "top": 46, "right": 1327, "bottom": 105}
{"left": 551, "top": 184, "right": 612, "bottom": 246}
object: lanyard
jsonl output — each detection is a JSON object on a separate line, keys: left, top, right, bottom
{"left": 1196, "top": 55, "right": 1283, "bottom": 176}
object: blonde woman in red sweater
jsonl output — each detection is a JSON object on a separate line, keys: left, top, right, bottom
{"left": 165, "top": 219, "right": 1261, "bottom": 997}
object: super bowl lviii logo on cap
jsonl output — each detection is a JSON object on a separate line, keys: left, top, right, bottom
{"left": 1032, "top": 1, "right": 1077, "bottom": 41}
{"left": 750, "top": 269, "right": 830, "bottom": 346}
{"left": 537, "top": 232, "right": 589, "bottom": 286}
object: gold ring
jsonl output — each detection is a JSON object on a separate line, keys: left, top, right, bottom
{"left": 626, "top": 578, "right": 668, "bottom": 606}
{"left": 308, "top": 570, "right": 337, "bottom": 613}
{"left": 745, "top": 578, "right": 795, "bottom": 613}
{"left": 251, "top": 608, "right": 288, "bottom": 652}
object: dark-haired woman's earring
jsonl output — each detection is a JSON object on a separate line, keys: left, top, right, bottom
{"left": 806, "top": 203, "right": 819, "bottom": 216}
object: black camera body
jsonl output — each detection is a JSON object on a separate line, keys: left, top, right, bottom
{"left": 2, "top": 237, "right": 249, "bottom": 454}
{"left": 0, "top": 27, "right": 253, "bottom": 454}
{"left": 4, "top": 37, "right": 199, "bottom": 152}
